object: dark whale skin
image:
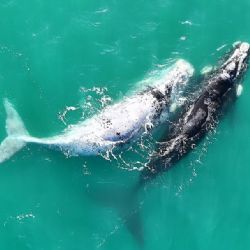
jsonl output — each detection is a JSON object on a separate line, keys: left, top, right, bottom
{"left": 138, "top": 42, "right": 250, "bottom": 186}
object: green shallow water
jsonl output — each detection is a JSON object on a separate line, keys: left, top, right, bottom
{"left": 1, "top": 0, "right": 250, "bottom": 249}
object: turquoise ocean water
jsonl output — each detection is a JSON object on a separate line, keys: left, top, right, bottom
{"left": 1, "top": 1, "right": 250, "bottom": 249}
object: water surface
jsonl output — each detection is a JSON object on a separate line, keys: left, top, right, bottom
{"left": 0, "top": 0, "right": 250, "bottom": 249}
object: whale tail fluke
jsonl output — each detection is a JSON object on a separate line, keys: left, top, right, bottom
{"left": 85, "top": 184, "right": 144, "bottom": 246}
{"left": 0, "top": 99, "right": 29, "bottom": 164}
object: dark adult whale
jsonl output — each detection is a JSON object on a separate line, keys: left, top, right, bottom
{"left": 137, "top": 41, "right": 250, "bottom": 189}
{"left": 123, "top": 42, "right": 249, "bottom": 245}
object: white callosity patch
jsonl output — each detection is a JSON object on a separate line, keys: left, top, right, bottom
{"left": 223, "top": 42, "right": 250, "bottom": 77}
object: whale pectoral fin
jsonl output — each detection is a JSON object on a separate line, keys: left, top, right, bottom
{"left": 200, "top": 65, "right": 213, "bottom": 75}
{"left": 236, "top": 84, "right": 243, "bottom": 97}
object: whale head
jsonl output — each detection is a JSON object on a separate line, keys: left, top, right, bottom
{"left": 154, "top": 59, "right": 194, "bottom": 96}
{"left": 165, "top": 59, "right": 194, "bottom": 106}
{"left": 221, "top": 42, "right": 250, "bottom": 81}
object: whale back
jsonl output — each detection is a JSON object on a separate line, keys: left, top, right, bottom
{"left": 52, "top": 60, "right": 194, "bottom": 156}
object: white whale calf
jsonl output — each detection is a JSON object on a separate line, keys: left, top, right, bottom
{"left": 0, "top": 60, "right": 194, "bottom": 163}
